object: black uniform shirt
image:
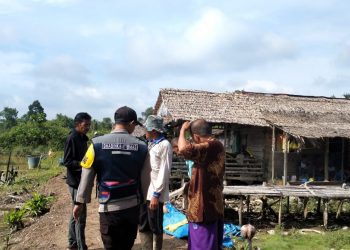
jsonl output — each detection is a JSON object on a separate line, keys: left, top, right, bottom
{"left": 63, "top": 129, "right": 89, "bottom": 188}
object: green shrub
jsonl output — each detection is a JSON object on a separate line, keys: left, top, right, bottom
{"left": 24, "top": 193, "right": 54, "bottom": 217}
{"left": 3, "top": 209, "right": 25, "bottom": 231}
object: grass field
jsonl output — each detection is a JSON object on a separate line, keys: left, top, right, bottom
{"left": 249, "top": 227, "right": 350, "bottom": 250}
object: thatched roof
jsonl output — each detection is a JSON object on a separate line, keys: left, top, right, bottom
{"left": 132, "top": 125, "right": 146, "bottom": 138}
{"left": 154, "top": 88, "right": 350, "bottom": 139}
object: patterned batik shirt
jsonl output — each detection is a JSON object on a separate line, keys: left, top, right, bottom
{"left": 181, "top": 139, "right": 225, "bottom": 223}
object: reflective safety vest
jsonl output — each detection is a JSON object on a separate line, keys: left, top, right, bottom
{"left": 91, "top": 131, "right": 148, "bottom": 204}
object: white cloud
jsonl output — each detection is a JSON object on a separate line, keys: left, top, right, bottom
{"left": 72, "top": 86, "right": 103, "bottom": 99}
{"left": 0, "top": 0, "right": 27, "bottom": 14}
{"left": 34, "top": 55, "right": 89, "bottom": 84}
{"left": 121, "top": 7, "right": 297, "bottom": 78}
{"left": 79, "top": 20, "right": 124, "bottom": 37}
{"left": 241, "top": 80, "right": 294, "bottom": 93}
{"left": 32, "top": 0, "right": 79, "bottom": 6}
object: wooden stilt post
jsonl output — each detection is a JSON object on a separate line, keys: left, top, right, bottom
{"left": 324, "top": 138, "right": 329, "bottom": 181}
{"left": 283, "top": 133, "right": 289, "bottom": 186}
{"left": 341, "top": 138, "right": 345, "bottom": 181}
{"left": 239, "top": 196, "right": 243, "bottom": 226}
{"left": 317, "top": 198, "right": 321, "bottom": 214}
{"left": 303, "top": 198, "right": 309, "bottom": 219}
{"left": 323, "top": 199, "right": 329, "bottom": 228}
{"left": 224, "top": 124, "right": 228, "bottom": 186}
{"left": 336, "top": 200, "right": 343, "bottom": 219}
{"left": 278, "top": 197, "right": 283, "bottom": 225}
{"left": 247, "top": 195, "right": 250, "bottom": 218}
{"left": 271, "top": 126, "right": 276, "bottom": 183}
{"left": 262, "top": 197, "right": 267, "bottom": 219}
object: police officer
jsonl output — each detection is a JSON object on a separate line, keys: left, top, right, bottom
{"left": 73, "top": 106, "right": 151, "bottom": 250}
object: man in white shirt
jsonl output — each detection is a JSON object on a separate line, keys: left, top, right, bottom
{"left": 139, "top": 115, "right": 172, "bottom": 250}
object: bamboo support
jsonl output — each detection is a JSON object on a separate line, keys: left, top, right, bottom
{"left": 336, "top": 200, "right": 343, "bottom": 219}
{"left": 283, "top": 133, "right": 289, "bottom": 186}
{"left": 271, "top": 126, "right": 275, "bottom": 183}
{"left": 238, "top": 196, "right": 243, "bottom": 226}
{"left": 323, "top": 199, "right": 329, "bottom": 228}
{"left": 341, "top": 138, "right": 345, "bottom": 181}
{"left": 278, "top": 197, "right": 282, "bottom": 225}
{"left": 324, "top": 138, "right": 329, "bottom": 181}
{"left": 303, "top": 197, "right": 309, "bottom": 219}
{"left": 317, "top": 198, "right": 321, "bottom": 214}
{"left": 247, "top": 195, "right": 250, "bottom": 217}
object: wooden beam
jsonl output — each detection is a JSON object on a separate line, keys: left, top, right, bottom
{"left": 271, "top": 126, "right": 276, "bottom": 183}
{"left": 283, "top": 133, "right": 289, "bottom": 186}
{"left": 324, "top": 138, "right": 329, "bottom": 181}
{"left": 341, "top": 138, "right": 345, "bottom": 181}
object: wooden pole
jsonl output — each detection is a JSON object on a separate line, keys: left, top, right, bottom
{"left": 4, "top": 151, "right": 12, "bottom": 182}
{"left": 239, "top": 195, "right": 243, "bottom": 226}
{"left": 224, "top": 124, "right": 228, "bottom": 186}
{"left": 278, "top": 197, "right": 282, "bottom": 225}
{"left": 323, "top": 199, "right": 329, "bottom": 228}
{"left": 283, "top": 133, "right": 289, "bottom": 186}
{"left": 303, "top": 198, "right": 309, "bottom": 219}
{"left": 271, "top": 126, "right": 276, "bottom": 183}
{"left": 341, "top": 138, "right": 345, "bottom": 181}
{"left": 247, "top": 195, "right": 250, "bottom": 218}
{"left": 317, "top": 198, "right": 321, "bottom": 214}
{"left": 336, "top": 200, "right": 343, "bottom": 219}
{"left": 324, "top": 138, "right": 329, "bottom": 181}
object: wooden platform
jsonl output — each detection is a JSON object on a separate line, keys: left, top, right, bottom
{"left": 223, "top": 184, "right": 350, "bottom": 228}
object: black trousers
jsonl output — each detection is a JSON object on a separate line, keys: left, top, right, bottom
{"left": 99, "top": 205, "right": 139, "bottom": 250}
{"left": 139, "top": 201, "right": 164, "bottom": 235}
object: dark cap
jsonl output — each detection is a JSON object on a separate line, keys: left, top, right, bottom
{"left": 114, "top": 106, "right": 143, "bottom": 126}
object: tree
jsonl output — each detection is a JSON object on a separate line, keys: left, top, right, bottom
{"left": 23, "top": 100, "right": 47, "bottom": 123}
{"left": 0, "top": 107, "right": 18, "bottom": 130}
{"left": 139, "top": 107, "right": 154, "bottom": 123}
{"left": 100, "top": 117, "right": 113, "bottom": 130}
{"left": 52, "top": 113, "right": 74, "bottom": 129}
{"left": 344, "top": 93, "right": 350, "bottom": 100}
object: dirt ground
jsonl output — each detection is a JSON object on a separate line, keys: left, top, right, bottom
{"left": 6, "top": 174, "right": 188, "bottom": 250}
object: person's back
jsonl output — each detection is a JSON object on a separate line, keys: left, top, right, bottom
{"left": 91, "top": 131, "right": 148, "bottom": 209}
{"left": 73, "top": 106, "right": 151, "bottom": 250}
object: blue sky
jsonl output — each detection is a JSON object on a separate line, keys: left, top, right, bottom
{"left": 1, "top": 0, "right": 350, "bottom": 120}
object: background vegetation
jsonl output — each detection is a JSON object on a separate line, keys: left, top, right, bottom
{"left": 0, "top": 100, "right": 115, "bottom": 155}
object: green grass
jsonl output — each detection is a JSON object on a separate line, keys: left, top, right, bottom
{"left": 0, "top": 153, "right": 64, "bottom": 194}
{"left": 237, "top": 228, "right": 350, "bottom": 250}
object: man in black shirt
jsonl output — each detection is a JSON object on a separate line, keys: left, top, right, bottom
{"left": 63, "top": 112, "right": 91, "bottom": 250}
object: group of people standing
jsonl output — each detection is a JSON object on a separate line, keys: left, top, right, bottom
{"left": 63, "top": 106, "right": 225, "bottom": 250}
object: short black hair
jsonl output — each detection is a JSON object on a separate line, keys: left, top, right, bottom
{"left": 190, "top": 119, "right": 212, "bottom": 136}
{"left": 74, "top": 112, "right": 91, "bottom": 125}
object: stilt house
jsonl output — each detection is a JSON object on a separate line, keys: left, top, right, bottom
{"left": 153, "top": 88, "right": 350, "bottom": 185}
